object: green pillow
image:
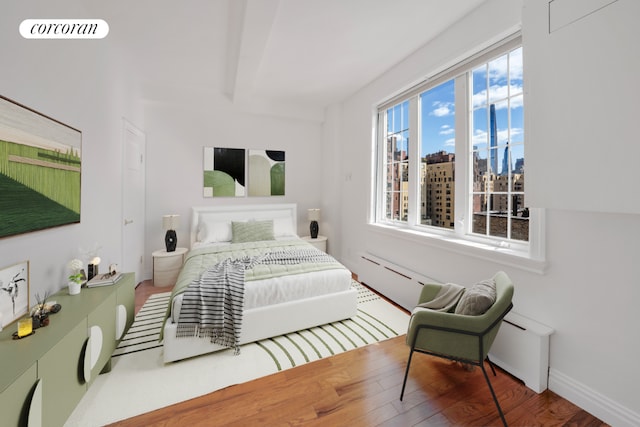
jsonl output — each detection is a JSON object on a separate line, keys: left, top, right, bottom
{"left": 454, "top": 279, "right": 497, "bottom": 316}
{"left": 231, "top": 220, "right": 275, "bottom": 243}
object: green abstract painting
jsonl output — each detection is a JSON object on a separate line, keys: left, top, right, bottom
{"left": 248, "top": 150, "right": 285, "bottom": 196}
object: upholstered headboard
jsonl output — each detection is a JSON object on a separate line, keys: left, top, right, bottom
{"left": 190, "top": 203, "right": 298, "bottom": 248}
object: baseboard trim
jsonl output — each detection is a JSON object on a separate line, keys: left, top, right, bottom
{"left": 549, "top": 368, "right": 640, "bottom": 427}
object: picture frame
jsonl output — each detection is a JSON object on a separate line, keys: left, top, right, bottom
{"left": 248, "top": 149, "right": 285, "bottom": 196}
{"left": 0, "top": 95, "right": 82, "bottom": 238}
{"left": 203, "top": 147, "right": 246, "bottom": 197}
{"left": 0, "top": 260, "right": 29, "bottom": 328}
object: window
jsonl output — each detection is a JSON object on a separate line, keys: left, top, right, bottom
{"left": 375, "top": 35, "right": 537, "bottom": 257}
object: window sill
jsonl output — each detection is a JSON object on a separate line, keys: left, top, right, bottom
{"left": 368, "top": 222, "right": 547, "bottom": 275}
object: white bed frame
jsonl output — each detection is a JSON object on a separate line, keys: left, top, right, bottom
{"left": 162, "top": 203, "right": 358, "bottom": 363}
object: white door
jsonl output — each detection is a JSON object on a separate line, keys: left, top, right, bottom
{"left": 122, "top": 119, "right": 146, "bottom": 286}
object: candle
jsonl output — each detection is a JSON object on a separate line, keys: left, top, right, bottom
{"left": 17, "top": 317, "right": 32, "bottom": 337}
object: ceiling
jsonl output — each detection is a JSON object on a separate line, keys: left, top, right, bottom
{"left": 93, "top": 0, "right": 487, "bottom": 117}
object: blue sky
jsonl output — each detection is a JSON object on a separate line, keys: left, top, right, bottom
{"left": 420, "top": 47, "right": 524, "bottom": 169}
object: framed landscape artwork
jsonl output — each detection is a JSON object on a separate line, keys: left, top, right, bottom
{"left": 0, "top": 261, "right": 29, "bottom": 328}
{"left": 0, "top": 95, "right": 82, "bottom": 238}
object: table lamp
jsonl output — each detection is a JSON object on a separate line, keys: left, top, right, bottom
{"left": 308, "top": 208, "right": 320, "bottom": 239}
{"left": 163, "top": 214, "right": 180, "bottom": 252}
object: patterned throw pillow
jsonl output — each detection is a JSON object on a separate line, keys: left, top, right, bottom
{"left": 231, "top": 220, "right": 275, "bottom": 243}
{"left": 454, "top": 279, "right": 497, "bottom": 316}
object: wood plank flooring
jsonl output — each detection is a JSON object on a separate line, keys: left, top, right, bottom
{"left": 115, "top": 281, "right": 608, "bottom": 427}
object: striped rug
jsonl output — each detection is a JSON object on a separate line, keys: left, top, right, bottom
{"left": 255, "top": 281, "right": 403, "bottom": 371}
{"left": 112, "top": 292, "right": 170, "bottom": 357}
{"left": 67, "top": 280, "right": 409, "bottom": 427}
{"left": 112, "top": 280, "right": 403, "bottom": 363}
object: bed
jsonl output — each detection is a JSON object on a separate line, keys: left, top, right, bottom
{"left": 161, "top": 203, "right": 358, "bottom": 363}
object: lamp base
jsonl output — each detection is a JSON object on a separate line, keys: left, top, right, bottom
{"left": 165, "top": 230, "right": 177, "bottom": 252}
{"left": 310, "top": 220, "right": 319, "bottom": 239}
{"left": 88, "top": 264, "right": 98, "bottom": 280}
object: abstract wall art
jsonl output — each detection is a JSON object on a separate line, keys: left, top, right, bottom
{"left": 203, "top": 147, "right": 246, "bottom": 197}
{"left": 248, "top": 150, "right": 285, "bottom": 196}
{"left": 0, "top": 95, "right": 82, "bottom": 238}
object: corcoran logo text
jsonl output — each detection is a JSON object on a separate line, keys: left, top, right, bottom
{"left": 20, "top": 19, "right": 109, "bottom": 39}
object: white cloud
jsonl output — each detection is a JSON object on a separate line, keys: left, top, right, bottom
{"left": 439, "top": 124, "right": 454, "bottom": 135}
{"left": 430, "top": 101, "right": 454, "bottom": 117}
{"left": 472, "top": 127, "right": 523, "bottom": 147}
{"left": 472, "top": 84, "right": 523, "bottom": 109}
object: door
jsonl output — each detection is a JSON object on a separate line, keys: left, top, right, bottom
{"left": 122, "top": 119, "right": 146, "bottom": 285}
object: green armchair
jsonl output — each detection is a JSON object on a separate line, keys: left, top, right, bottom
{"left": 400, "top": 271, "right": 514, "bottom": 426}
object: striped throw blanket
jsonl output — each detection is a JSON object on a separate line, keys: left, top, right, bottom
{"left": 176, "top": 248, "right": 336, "bottom": 354}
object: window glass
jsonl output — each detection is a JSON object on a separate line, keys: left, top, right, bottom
{"left": 419, "top": 79, "right": 455, "bottom": 229}
{"left": 383, "top": 101, "right": 409, "bottom": 221}
{"left": 471, "top": 46, "right": 527, "bottom": 241}
{"left": 375, "top": 38, "right": 530, "bottom": 251}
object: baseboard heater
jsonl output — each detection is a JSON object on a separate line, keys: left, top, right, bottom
{"left": 357, "top": 252, "right": 439, "bottom": 311}
{"left": 356, "top": 252, "right": 554, "bottom": 393}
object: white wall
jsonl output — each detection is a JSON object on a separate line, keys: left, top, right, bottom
{"left": 0, "top": 1, "right": 142, "bottom": 299}
{"left": 525, "top": 0, "right": 640, "bottom": 214}
{"left": 331, "top": 0, "right": 640, "bottom": 425}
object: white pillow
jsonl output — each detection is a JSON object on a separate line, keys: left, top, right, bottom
{"left": 272, "top": 216, "right": 296, "bottom": 237}
{"left": 197, "top": 221, "right": 232, "bottom": 243}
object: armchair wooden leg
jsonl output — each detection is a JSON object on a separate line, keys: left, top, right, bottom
{"left": 480, "top": 363, "right": 508, "bottom": 427}
{"left": 399, "top": 347, "right": 415, "bottom": 401}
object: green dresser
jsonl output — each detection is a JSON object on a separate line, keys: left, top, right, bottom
{"left": 0, "top": 272, "right": 135, "bottom": 427}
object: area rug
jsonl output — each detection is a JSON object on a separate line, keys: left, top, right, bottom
{"left": 65, "top": 281, "right": 409, "bottom": 426}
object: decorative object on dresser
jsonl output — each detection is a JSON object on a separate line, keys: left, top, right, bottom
{"left": 67, "top": 258, "right": 84, "bottom": 295}
{"left": 87, "top": 271, "right": 124, "bottom": 287}
{"left": 152, "top": 247, "right": 188, "bottom": 287}
{"left": 0, "top": 260, "right": 29, "bottom": 328}
{"left": 31, "top": 292, "right": 51, "bottom": 329}
{"left": 308, "top": 208, "right": 320, "bottom": 238}
{"left": 163, "top": 214, "right": 180, "bottom": 252}
{"left": 87, "top": 256, "right": 101, "bottom": 280}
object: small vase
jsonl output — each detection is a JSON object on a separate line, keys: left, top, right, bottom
{"left": 68, "top": 281, "right": 81, "bottom": 295}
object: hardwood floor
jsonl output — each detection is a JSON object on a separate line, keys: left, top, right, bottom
{"left": 118, "top": 281, "right": 608, "bottom": 427}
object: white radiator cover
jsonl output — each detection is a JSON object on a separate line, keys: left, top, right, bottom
{"left": 358, "top": 253, "right": 438, "bottom": 311}
{"left": 489, "top": 311, "right": 554, "bottom": 393}
{"left": 357, "top": 252, "right": 554, "bottom": 393}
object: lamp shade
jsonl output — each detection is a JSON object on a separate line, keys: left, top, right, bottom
{"left": 162, "top": 214, "right": 180, "bottom": 230}
{"left": 307, "top": 209, "right": 320, "bottom": 221}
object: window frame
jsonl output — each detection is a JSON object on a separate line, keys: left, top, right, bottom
{"left": 372, "top": 33, "right": 545, "bottom": 269}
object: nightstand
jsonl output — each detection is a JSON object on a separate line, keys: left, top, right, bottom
{"left": 152, "top": 247, "right": 188, "bottom": 287}
{"left": 302, "top": 235, "right": 327, "bottom": 253}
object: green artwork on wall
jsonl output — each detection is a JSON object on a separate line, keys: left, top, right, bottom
{"left": 248, "top": 150, "right": 285, "bottom": 197}
{"left": 0, "top": 96, "right": 81, "bottom": 238}
{"left": 203, "top": 147, "right": 245, "bottom": 197}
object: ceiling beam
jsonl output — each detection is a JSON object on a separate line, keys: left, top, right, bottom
{"left": 225, "top": 0, "right": 281, "bottom": 104}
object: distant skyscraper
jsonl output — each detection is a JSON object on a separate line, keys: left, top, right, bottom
{"left": 501, "top": 142, "right": 510, "bottom": 175}
{"left": 490, "top": 104, "right": 498, "bottom": 175}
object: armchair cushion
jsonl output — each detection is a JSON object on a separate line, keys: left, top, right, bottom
{"left": 454, "top": 278, "right": 497, "bottom": 316}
